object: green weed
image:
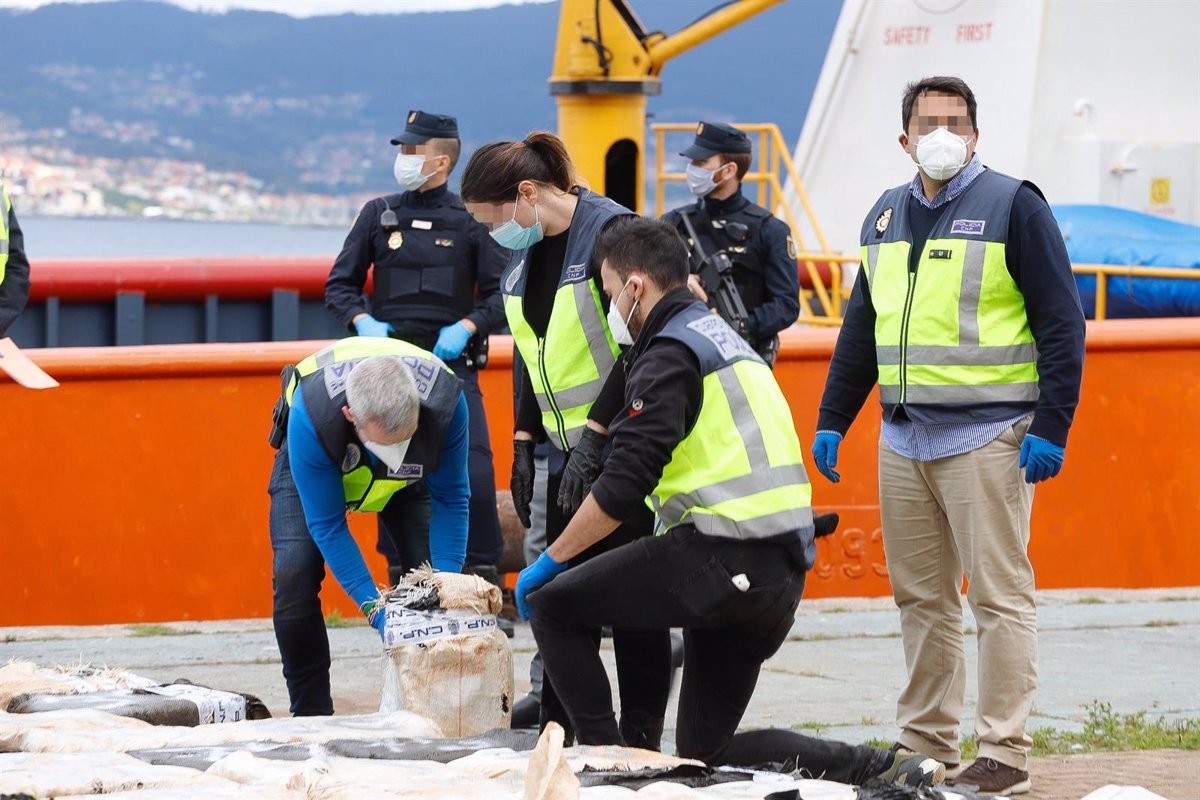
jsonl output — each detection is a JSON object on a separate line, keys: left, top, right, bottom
{"left": 127, "top": 624, "right": 195, "bottom": 637}
{"left": 324, "top": 610, "right": 366, "bottom": 628}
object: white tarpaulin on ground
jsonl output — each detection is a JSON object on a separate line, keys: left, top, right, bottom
{"left": 0, "top": 709, "right": 864, "bottom": 800}
{"left": 0, "top": 661, "right": 158, "bottom": 707}
{"left": 0, "top": 751, "right": 236, "bottom": 796}
{"left": 0, "top": 708, "right": 442, "bottom": 753}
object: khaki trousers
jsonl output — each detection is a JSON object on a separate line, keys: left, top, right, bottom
{"left": 879, "top": 419, "right": 1037, "bottom": 770}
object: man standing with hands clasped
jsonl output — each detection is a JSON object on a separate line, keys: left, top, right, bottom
{"left": 812, "top": 77, "right": 1085, "bottom": 795}
{"left": 325, "top": 110, "right": 506, "bottom": 589}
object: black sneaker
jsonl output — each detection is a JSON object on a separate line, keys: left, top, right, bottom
{"left": 890, "top": 740, "right": 962, "bottom": 779}
{"left": 948, "top": 757, "right": 1031, "bottom": 796}
{"left": 510, "top": 693, "right": 540, "bottom": 729}
{"left": 877, "top": 747, "right": 946, "bottom": 788}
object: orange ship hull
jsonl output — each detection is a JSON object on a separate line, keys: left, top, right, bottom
{"left": 2, "top": 319, "right": 1197, "bottom": 626}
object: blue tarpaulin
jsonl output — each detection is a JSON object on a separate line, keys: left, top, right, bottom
{"left": 1053, "top": 205, "right": 1200, "bottom": 318}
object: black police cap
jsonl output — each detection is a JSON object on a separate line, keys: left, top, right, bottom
{"left": 390, "top": 110, "right": 459, "bottom": 145}
{"left": 680, "top": 121, "right": 751, "bottom": 160}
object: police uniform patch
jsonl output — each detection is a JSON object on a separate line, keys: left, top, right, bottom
{"left": 388, "top": 231, "right": 404, "bottom": 250}
{"left": 786, "top": 235, "right": 798, "bottom": 260}
{"left": 342, "top": 443, "right": 362, "bottom": 472}
{"left": 686, "top": 315, "right": 758, "bottom": 362}
{"left": 435, "top": 238, "right": 454, "bottom": 247}
{"left": 408, "top": 111, "right": 417, "bottom": 124}
{"left": 388, "top": 464, "right": 424, "bottom": 479}
{"left": 875, "top": 207, "right": 893, "bottom": 235}
{"left": 950, "top": 219, "right": 985, "bottom": 235}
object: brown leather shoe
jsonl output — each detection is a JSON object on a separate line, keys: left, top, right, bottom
{"left": 948, "top": 757, "right": 1032, "bottom": 796}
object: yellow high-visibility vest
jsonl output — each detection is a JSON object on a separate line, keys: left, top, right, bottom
{"left": 287, "top": 337, "right": 460, "bottom": 512}
{"left": 861, "top": 169, "right": 1039, "bottom": 407}
{"left": 500, "top": 190, "right": 628, "bottom": 450}
{"left": 649, "top": 303, "right": 814, "bottom": 555}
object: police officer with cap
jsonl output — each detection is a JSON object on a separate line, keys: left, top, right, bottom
{"left": 326, "top": 110, "right": 507, "bottom": 588}
{"left": 662, "top": 121, "right": 800, "bottom": 366}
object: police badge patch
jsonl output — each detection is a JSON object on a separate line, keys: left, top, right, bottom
{"left": 388, "top": 231, "right": 404, "bottom": 250}
{"left": 786, "top": 235, "right": 798, "bottom": 260}
{"left": 342, "top": 444, "right": 362, "bottom": 472}
{"left": 875, "top": 207, "right": 893, "bottom": 236}
{"left": 408, "top": 111, "right": 417, "bottom": 124}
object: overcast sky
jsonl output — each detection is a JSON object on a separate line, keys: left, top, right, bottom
{"left": 0, "top": 0, "right": 553, "bottom": 14}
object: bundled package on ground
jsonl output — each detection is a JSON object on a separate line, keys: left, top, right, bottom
{"left": 378, "top": 567, "right": 514, "bottom": 737}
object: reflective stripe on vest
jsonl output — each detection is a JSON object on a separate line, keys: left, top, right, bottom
{"left": 650, "top": 305, "right": 814, "bottom": 542}
{"left": 0, "top": 183, "right": 10, "bottom": 285}
{"left": 288, "top": 337, "right": 455, "bottom": 512}
{"left": 500, "top": 190, "right": 627, "bottom": 450}
{"left": 504, "top": 278, "right": 619, "bottom": 449}
{"left": 861, "top": 169, "right": 1038, "bottom": 407}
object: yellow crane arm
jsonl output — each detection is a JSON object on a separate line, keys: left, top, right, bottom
{"left": 645, "top": 0, "right": 786, "bottom": 69}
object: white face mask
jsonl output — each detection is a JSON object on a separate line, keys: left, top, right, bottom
{"left": 915, "top": 127, "right": 971, "bottom": 182}
{"left": 363, "top": 438, "right": 411, "bottom": 473}
{"left": 393, "top": 153, "right": 431, "bottom": 191}
{"left": 685, "top": 162, "right": 721, "bottom": 197}
{"left": 606, "top": 279, "right": 639, "bottom": 346}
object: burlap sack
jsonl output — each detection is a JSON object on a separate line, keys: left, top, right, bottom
{"left": 380, "top": 568, "right": 514, "bottom": 737}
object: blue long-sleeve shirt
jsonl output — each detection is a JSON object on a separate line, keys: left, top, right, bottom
{"left": 287, "top": 388, "right": 471, "bottom": 609}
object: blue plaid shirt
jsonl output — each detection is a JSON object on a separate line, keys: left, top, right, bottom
{"left": 881, "top": 155, "right": 1027, "bottom": 461}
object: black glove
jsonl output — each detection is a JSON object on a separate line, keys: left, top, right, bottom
{"left": 511, "top": 439, "right": 536, "bottom": 529}
{"left": 813, "top": 512, "right": 840, "bottom": 538}
{"left": 557, "top": 427, "right": 607, "bottom": 516}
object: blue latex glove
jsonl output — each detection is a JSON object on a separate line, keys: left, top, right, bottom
{"left": 433, "top": 321, "right": 473, "bottom": 361}
{"left": 516, "top": 551, "right": 568, "bottom": 621}
{"left": 1019, "top": 433, "right": 1065, "bottom": 484}
{"left": 811, "top": 431, "right": 843, "bottom": 483}
{"left": 354, "top": 315, "right": 394, "bottom": 338}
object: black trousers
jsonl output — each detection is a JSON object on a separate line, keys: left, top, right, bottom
{"left": 529, "top": 527, "right": 890, "bottom": 783}
{"left": 374, "top": 482, "right": 432, "bottom": 578}
{"left": 376, "top": 358, "right": 503, "bottom": 571}
{"left": 537, "top": 446, "right": 673, "bottom": 742}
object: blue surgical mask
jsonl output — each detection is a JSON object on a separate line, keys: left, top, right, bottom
{"left": 393, "top": 153, "right": 431, "bottom": 191}
{"left": 490, "top": 197, "right": 544, "bottom": 250}
{"left": 686, "top": 163, "right": 719, "bottom": 197}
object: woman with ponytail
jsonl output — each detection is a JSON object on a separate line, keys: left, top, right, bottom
{"left": 462, "top": 132, "right": 670, "bottom": 749}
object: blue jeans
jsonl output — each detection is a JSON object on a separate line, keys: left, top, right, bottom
{"left": 268, "top": 443, "right": 335, "bottom": 716}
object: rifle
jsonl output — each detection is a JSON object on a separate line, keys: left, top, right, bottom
{"left": 678, "top": 211, "right": 751, "bottom": 341}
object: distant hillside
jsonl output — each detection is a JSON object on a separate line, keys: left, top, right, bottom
{"left": 0, "top": 0, "right": 840, "bottom": 193}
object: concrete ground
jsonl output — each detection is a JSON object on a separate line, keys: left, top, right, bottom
{"left": 3, "top": 587, "right": 1198, "bottom": 799}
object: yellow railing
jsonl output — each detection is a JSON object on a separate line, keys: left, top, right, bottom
{"left": 1072, "top": 264, "right": 1200, "bottom": 321}
{"left": 785, "top": 261, "right": 1200, "bottom": 326}
{"left": 652, "top": 122, "right": 1199, "bottom": 327}
{"left": 652, "top": 122, "right": 845, "bottom": 320}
